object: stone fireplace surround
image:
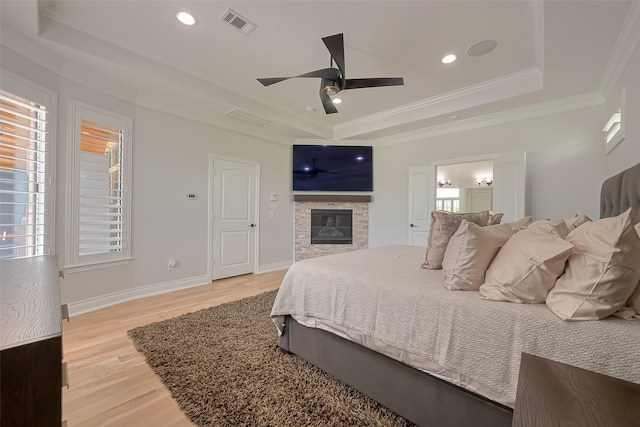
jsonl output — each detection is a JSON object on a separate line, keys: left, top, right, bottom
{"left": 294, "top": 195, "right": 370, "bottom": 261}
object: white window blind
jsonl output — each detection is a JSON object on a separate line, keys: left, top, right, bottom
{"left": 68, "top": 102, "right": 132, "bottom": 269}
{"left": 0, "top": 90, "right": 49, "bottom": 259}
{"left": 79, "top": 119, "right": 124, "bottom": 256}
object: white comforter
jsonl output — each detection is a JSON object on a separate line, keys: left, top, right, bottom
{"left": 271, "top": 245, "right": 640, "bottom": 407}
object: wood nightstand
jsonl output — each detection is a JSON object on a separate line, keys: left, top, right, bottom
{"left": 513, "top": 352, "right": 640, "bottom": 427}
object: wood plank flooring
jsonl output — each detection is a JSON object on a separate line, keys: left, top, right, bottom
{"left": 62, "top": 269, "right": 286, "bottom": 426}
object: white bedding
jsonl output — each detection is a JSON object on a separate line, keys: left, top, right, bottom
{"left": 270, "top": 245, "right": 640, "bottom": 407}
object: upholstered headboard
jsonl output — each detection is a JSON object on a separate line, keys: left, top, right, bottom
{"left": 600, "top": 161, "right": 640, "bottom": 223}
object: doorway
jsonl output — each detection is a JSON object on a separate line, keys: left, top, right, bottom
{"left": 436, "top": 160, "right": 494, "bottom": 213}
{"left": 209, "top": 156, "right": 259, "bottom": 280}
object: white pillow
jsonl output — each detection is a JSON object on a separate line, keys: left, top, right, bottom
{"left": 442, "top": 220, "right": 514, "bottom": 291}
{"left": 479, "top": 221, "right": 573, "bottom": 303}
{"left": 546, "top": 208, "right": 640, "bottom": 320}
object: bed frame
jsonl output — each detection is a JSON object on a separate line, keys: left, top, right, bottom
{"left": 279, "top": 161, "right": 640, "bottom": 427}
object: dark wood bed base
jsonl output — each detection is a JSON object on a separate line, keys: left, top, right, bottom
{"left": 280, "top": 316, "right": 513, "bottom": 426}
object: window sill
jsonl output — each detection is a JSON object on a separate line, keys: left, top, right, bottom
{"left": 64, "top": 257, "right": 132, "bottom": 274}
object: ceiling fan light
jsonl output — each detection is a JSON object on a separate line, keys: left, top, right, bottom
{"left": 324, "top": 85, "right": 341, "bottom": 96}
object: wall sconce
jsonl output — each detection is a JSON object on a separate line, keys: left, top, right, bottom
{"left": 437, "top": 179, "right": 451, "bottom": 187}
{"left": 477, "top": 177, "right": 493, "bottom": 186}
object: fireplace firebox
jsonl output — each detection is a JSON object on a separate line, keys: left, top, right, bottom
{"left": 310, "top": 209, "right": 353, "bottom": 244}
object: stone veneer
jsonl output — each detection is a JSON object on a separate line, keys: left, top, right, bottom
{"left": 295, "top": 201, "right": 368, "bottom": 261}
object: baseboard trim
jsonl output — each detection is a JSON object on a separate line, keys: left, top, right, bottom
{"left": 67, "top": 275, "right": 211, "bottom": 317}
{"left": 257, "top": 260, "right": 292, "bottom": 274}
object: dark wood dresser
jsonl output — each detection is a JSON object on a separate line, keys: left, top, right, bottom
{"left": 1, "top": 256, "right": 63, "bottom": 427}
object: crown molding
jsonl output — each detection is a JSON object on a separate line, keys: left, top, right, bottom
{"left": 598, "top": 0, "right": 640, "bottom": 98}
{"left": 371, "top": 91, "right": 605, "bottom": 147}
{"left": 332, "top": 67, "right": 543, "bottom": 140}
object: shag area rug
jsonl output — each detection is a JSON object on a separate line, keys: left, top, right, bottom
{"left": 128, "top": 290, "right": 414, "bottom": 427}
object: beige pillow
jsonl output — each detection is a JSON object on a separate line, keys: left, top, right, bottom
{"left": 479, "top": 221, "right": 573, "bottom": 303}
{"left": 563, "top": 213, "right": 592, "bottom": 231}
{"left": 421, "top": 210, "right": 490, "bottom": 270}
{"left": 546, "top": 208, "right": 640, "bottom": 320}
{"left": 488, "top": 213, "right": 504, "bottom": 225}
{"left": 507, "top": 216, "right": 532, "bottom": 233}
{"left": 528, "top": 219, "right": 570, "bottom": 239}
{"left": 442, "top": 220, "right": 514, "bottom": 291}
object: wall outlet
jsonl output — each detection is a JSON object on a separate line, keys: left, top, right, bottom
{"left": 168, "top": 259, "right": 176, "bottom": 270}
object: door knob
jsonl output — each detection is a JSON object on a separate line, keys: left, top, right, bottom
{"left": 410, "top": 224, "right": 417, "bottom": 228}
{"left": 250, "top": 223, "right": 256, "bottom": 227}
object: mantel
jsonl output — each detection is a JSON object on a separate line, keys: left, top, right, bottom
{"left": 293, "top": 195, "right": 372, "bottom": 203}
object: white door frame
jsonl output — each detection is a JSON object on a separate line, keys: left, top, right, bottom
{"left": 208, "top": 154, "right": 260, "bottom": 281}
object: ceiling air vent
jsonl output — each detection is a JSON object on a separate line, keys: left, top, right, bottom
{"left": 220, "top": 9, "right": 257, "bottom": 35}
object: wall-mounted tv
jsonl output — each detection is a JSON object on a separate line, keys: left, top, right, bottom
{"left": 292, "top": 144, "right": 373, "bottom": 191}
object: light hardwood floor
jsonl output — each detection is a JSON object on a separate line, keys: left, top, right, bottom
{"left": 62, "top": 269, "right": 286, "bottom": 426}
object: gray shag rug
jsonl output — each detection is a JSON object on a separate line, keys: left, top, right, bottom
{"left": 128, "top": 290, "right": 414, "bottom": 427}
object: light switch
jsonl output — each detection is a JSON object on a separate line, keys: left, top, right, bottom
{"left": 270, "top": 193, "right": 278, "bottom": 201}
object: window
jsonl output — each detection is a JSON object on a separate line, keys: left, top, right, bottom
{"left": 436, "top": 187, "right": 460, "bottom": 213}
{"left": 0, "top": 88, "right": 52, "bottom": 259}
{"left": 68, "top": 101, "right": 132, "bottom": 270}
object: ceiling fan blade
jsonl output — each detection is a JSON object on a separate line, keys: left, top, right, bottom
{"left": 257, "top": 68, "right": 341, "bottom": 86}
{"left": 344, "top": 77, "right": 405, "bottom": 90}
{"left": 322, "top": 33, "right": 346, "bottom": 88}
{"left": 319, "top": 80, "right": 338, "bottom": 114}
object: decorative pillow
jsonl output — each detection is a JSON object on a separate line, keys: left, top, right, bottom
{"left": 528, "top": 219, "right": 570, "bottom": 239}
{"left": 563, "top": 213, "right": 592, "bottom": 231}
{"left": 507, "top": 216, "right": 532, "bottom": 233}
{"left": 546, "top": 208, "right": 640, "bottom": 321}
{"left": 479, "top": 221, "right": 573, "bottom": 303}
{"left": 442, "top": 220, "right": 514, "bottom": 291}
{"left": 488, "top": 213, "right": 504, "bottom": 225}
{"left": 421, "top": 210, "right": 490, "bottom": 270}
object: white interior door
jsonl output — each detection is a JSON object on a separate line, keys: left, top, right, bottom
{"left": 408, "top": 166, "right": 435, "bottom": 246}
{"left": 465, "top": 187, "right": 493, "bottom": 212}
{"left": 492, "top": 151, "right": 527, "bottom": 222}
{"left": 210, "top": 157, "right": 258, "bottom": 280}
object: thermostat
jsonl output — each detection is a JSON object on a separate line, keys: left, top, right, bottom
{"left": 187, "top": 193, "right": 197, "bottom": 200}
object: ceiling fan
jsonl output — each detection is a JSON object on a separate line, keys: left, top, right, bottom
{"left": 257, "top": 33, "right": 404, "bottom": 114}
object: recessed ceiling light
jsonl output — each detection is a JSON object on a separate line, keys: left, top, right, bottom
{"left": 177, "top": 11, "right": 196, "bottom": 26}
{"left": 332, "top": 98, "right": 342, "bottom": 104}
{"left": 442, "top": 54, "right": 457, "bottom": 64}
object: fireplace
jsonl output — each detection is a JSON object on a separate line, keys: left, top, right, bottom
{"left": 294, "top": 197, "right": 369, "bottom": 261}
{"left": 310, "top": 209, "right": 353, "bottom": 244}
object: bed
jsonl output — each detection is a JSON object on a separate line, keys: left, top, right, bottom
{"left": 271, "top": 162, "right": 640, "bottom": 427}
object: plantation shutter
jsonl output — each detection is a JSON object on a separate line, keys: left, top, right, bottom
{"left": 0, "top": 90, "right": 49, "bottom": 259}
{"left": 78, "top": 119, "right": 125, "bottom": 257}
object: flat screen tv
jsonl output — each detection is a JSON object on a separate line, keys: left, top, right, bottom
{"left": 292, "top": 144, "right": 373, "bottom": 191}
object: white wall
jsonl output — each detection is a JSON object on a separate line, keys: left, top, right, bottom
{"left": 369, "top": 105, "right": 606, "bottom": 247}
{"left": 1, "top": 45, "right": 294, "bottom": 312}
{"left": 603, "top": 43, "right": 640, "bottom": 176}
{"left": 3, "top": 28, "right": 640, "bottom": 313}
